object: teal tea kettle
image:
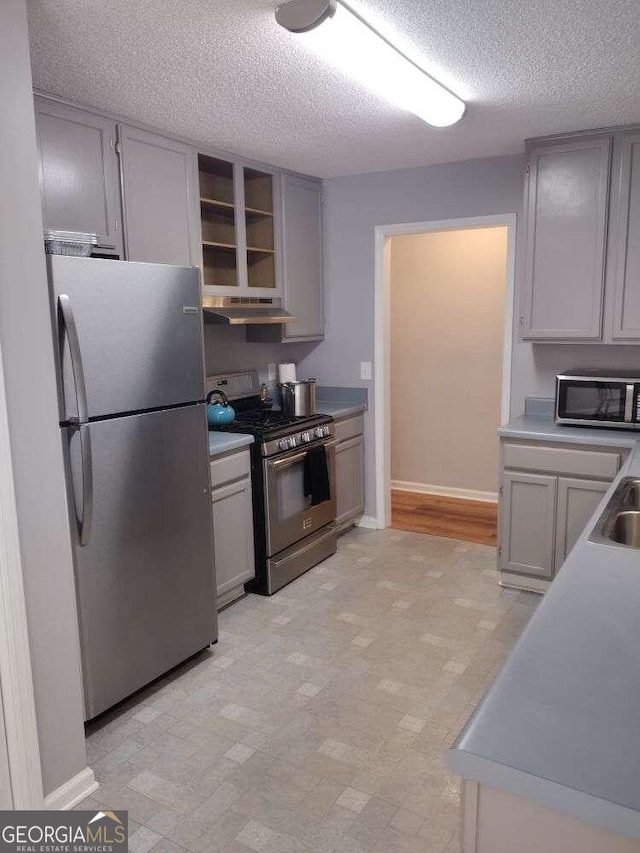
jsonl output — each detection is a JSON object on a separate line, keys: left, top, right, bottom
{"left": 206, "top": 389, "right": 235, "bottom": 427}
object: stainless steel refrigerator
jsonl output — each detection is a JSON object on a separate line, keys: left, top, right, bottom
{"left": 47, "top": 255, "right": 216, "bottom": 720}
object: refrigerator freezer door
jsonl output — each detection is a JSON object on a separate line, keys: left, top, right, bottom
{"left": 64, "top": 403, "right": 216, "bottom": 719}
{"left": 49, "top": 255, "right": 205, "bottom": 422}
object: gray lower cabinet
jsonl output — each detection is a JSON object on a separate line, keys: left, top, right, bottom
{"left": 500, "top": 471, "right": 557, "bottom": 579}
{"left": 499, "top": 439, "right": 625, "bottom": 590}
{"left": 210, "top": 450, "right": 255, "bottom": 609}
{"left": 118, "top": 125, "right": 200, "bottom": 266}
{"left": 34, "top": 96, "right": 123, "bottom": 255}
{"left": 334, "top": 417, "right": 365, "bottom": 529}
{"left": 555, "top": 477, "right": 609, "bottom": 567}
{"left": 522, "top": 135, "right": 611, "bottom": 340}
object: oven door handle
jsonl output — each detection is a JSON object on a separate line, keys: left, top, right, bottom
{"left": 268, "top": 440, "right": 337, "bottom": 471}
{"left": 268, "top": 451, "right": 309, "bottom": 471}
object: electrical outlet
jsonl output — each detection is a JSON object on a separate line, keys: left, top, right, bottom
{"left": 360, "top": 361, "right": 372, "bottom": 381}
{"left": 268, "top": 362, "right": 276, "bottom": 382}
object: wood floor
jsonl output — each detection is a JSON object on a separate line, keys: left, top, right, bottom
{"left": 391, "top": 490, "right": 498, "bottom": 546}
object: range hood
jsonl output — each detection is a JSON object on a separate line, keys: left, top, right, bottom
{"left": 202, "top": 296, "right": 295, "bottom": 325}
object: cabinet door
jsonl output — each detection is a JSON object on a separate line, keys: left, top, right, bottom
{"left": 244, "top": 167, "right": 279, "bottom": 293}
{"left": 211, "top": 476, "right": 255, "bottom": 602}
{"left": 198, "top": 154, "right": 240, "bottom": 292}
{"left": 612, "top": 132, "right": 640, "bottom": 339}
{"left": 34, "top": 97, "right": 122, "bottom": 254}
{"left": 335, "top": 435, "right": 365, "bottom": 526}
{"left": 119, "top": 125, "right": 200, "bottom": 266}
{"left": 0, "top": 691, "right": 11, "bottom": 809}
{"left": 281, "top": 174, "right": 324, "bottom": 340}
{"left": 500, "top": 472, "right": 557, "bottom": 579}
{"left": 555, "top": 477, "right": 609, "bottom": 567}
{"left": 522, "top": 136, "right": 611, "bottom": 340}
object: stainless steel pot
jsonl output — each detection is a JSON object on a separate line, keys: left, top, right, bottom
{"left": 279, "top": 379, "right": 317, "bottom": 417}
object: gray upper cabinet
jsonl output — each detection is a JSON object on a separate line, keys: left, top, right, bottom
{"left": 34, "top": 97, "right": 123, "bottom": 255}
{"left": 33, "top": 95, "right": 323, "bottom": 305}
{"left": 612, "top": 132, "right": 640, "bottom": 339}
{"left": 522, "top": 135, "right": 611, "bottom": 340}
{"left": 246, "top": 172, "right": 324, "bottom": 344}
{"left": 118, "top": 125, "right": 200, "bottom": 266}
{"left": 281, "top": 175, "right": 324, "bottom": 341}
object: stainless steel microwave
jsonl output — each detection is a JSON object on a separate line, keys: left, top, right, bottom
{"left": 556, "top": 369, "right": 640, "bottom": 429}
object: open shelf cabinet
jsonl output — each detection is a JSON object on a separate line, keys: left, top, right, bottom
{"left": 198, "top": 154, "right": 238, "bottom": 288}
{"left": 197, "top": 155, "right": 280, "bottom": 294}
{"left": 244, "top": 168, "right": 276, "bottom": 288}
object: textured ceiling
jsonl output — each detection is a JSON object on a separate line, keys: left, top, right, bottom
{"left": 27, "top": 0, "right": 640, "bottom": 178}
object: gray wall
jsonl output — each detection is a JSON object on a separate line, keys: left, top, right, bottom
{"left": 300, "top": 154, "right": 640, "bottom": 520}
{"left": 203, "top": 325, "right": 320, "bottom": 386}
{"left": 298, "top": 154, "right": 525, "bottom": 518}
{"left": 510, "top": 343, "right": 640, "bottom": 416}
{"left": 0, "top": 0, "right": 88, "bottom": 796}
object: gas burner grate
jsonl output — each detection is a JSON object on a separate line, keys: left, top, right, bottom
{"left": 210, "top": 408, "right": 330, "bottom": 440}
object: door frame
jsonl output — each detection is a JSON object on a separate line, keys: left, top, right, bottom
{"left": 0, "top": 340, "right": 44, "bottom": 808}
{"left": 373, "top": 213, "right": 517, "bottom": 530}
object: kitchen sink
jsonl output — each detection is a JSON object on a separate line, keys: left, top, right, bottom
{"left": 622, "top": 481, "right": 640, "bottom": 509}
{"left": 589, "top": 478, "right": 640, "bottom": 549}
{"left": 607, "top": 511, "right": 640, "bottom": 547}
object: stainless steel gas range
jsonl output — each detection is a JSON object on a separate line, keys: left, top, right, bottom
{"left": 207, "top": 371, "right": 338, "bottom": 594}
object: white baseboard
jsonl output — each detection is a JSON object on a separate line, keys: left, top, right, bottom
{"left": 391, "top": 480, "right": 497, "bottom": 504}
{"left": 356, "top": 515, "right": 378, "bottom": 530}
{"left": 44, "top": 766, "right": 99, "bottom": 811}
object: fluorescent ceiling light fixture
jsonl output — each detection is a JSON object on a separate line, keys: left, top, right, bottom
{"left": 275, "top": 0, "right": 466, "bottom": 127}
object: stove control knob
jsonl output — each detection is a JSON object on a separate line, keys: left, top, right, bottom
{"left": 301, "top": 431, "right": 312, "bottom": 444}
{"left": 278, "top": 438, "right": 289, "bottom": 451}
{"left": 314, "top": 427, "right": 324, "bottom": 439}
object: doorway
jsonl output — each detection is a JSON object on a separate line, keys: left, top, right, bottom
{"left": 373, "top": 215, "right": 517, "bottom": 535}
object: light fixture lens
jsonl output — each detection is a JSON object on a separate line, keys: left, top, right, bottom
{"left": 283, "top": 1, "right": 465, "bottom": 127}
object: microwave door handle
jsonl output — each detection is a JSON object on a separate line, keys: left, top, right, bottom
{"left": 58, "top": 294, "right": 89, "bottom": 425}
{"left": 625, "top": 384, "right": 635, "bottom": 422}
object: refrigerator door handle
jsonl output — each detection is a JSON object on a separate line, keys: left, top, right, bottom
{"left": 78, "top": 423, "right": 94, "bottom": 546}
{"left": 58, "top": 294, "right": 93, "bottom": 545}
{"left": 58, "top": 294, "right": 89, "bottom": 424}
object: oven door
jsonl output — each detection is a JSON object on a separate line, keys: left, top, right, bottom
{"left": 263, "top": 440, "right": 337, "bottom": 557}
{"left": 556, "top": 378, "right": 635, "bottom": 426}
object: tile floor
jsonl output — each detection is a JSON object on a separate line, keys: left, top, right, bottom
{"left": 81, "top": 527, "right": 539, "bottom": 853}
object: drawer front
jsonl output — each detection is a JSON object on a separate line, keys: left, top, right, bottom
{"left": 502, "top": 442, "right": 619, "bottom": 480}
{"left": 334, "top": 414, "right": 364, "bottom": 442}
{"left": 210, "top": 449, "right": 251, "bottom": 488}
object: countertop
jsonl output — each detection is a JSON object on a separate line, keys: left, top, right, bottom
{"left": 317, "top": 401, "right": 367, "bottom": 421}
{"left": 499, "top": 412, "right": 640, "bottom": 447}
{"left": 208, "top": 431, "right": 254, "bottom": 457}
{"left": 207, "top": 402, "right": 364, "bottom": 457}
{"left": 448, "top": 440, "right": 640, "bottom": 840}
